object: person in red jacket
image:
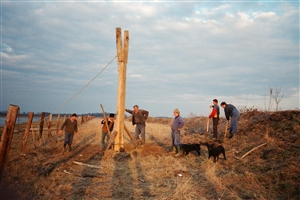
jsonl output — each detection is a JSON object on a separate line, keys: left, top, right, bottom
{"left": 208, "top": 99, "right": 220, "bottom": 139}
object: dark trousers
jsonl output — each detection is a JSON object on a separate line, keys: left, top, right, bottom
{"left": 230, "top": 111, "right": 240, "bottom": 134}
{"left": 212, "top": 118, "right": 219, "bottom": 138}
{"left": 64, "top": 132, "right": 74, "bottom": 146}
{"left": 135, "top": 123, "right": 146, "bottom": 140}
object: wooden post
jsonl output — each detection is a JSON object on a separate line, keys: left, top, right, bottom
{"left": 114, "top": 27, "right": 129, "bottom": 152}
{"left": 100, "top": 104, "right": 111, "bottom": 135}
{"left": 56, "top": 114, "right": 60, "bottom": 134}
{"left": 31, "top": 124, "right": 36, "bottom": 149}
{"left": 38, "top": 112, "right": 45, "bottom": 139}
{"left": 47, "top": 114, "right": 52, "bottom": 137}
{"left": 0, "top": 104, "right": 19, "bottom": 185}
{"left": 21, "top": 112, "right": 34, "bottom": 153}
{"left": 124, "top": 124, "right": 136, "bottom": 145}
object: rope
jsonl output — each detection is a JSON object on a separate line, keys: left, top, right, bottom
{"left": 33, "top": 53, "right": 118, "bottom": 125}
{"left": 51, "top": 54, "right": 118, "bottom": 114}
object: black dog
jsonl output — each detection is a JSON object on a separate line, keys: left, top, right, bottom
{"left": 204, "top": 142, "right": 226, "bottom": 162}
{"left": 181, "top": 144, "right": 201, "bottom": 156}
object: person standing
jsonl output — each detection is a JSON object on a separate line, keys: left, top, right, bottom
{"left": 171, "top": 108, "right": 185, "bottom": 157}
{"left": 125, "top": 105, "right": 149, "bottom": 148}
{"left": 59, "top": 113, "right": 78, "bottom": 152}
{"left": 209, "top": 99, "right": 220, "bottom": 139}
{"left": 100, "top": 113, "right": 115, "bottom": 150}
{"left": 220, "top": 102, "right": 240, "bottom": 139}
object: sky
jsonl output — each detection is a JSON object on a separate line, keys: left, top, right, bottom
{"left": 1, "top": 1, "right": 299, "bottom": 118}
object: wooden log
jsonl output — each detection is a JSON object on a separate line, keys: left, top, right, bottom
{"left": 206, "top": 118, "right": 209, "bottom": 138}
{"left": 100, "top": 104, "right": 111, "bottom": 135}
{"left": 124, "top": 124, "right": 136, "bottom": 145}
{"left": 47, "top": 114, "right": 52, "bottom": 137}
{"left": 45, "top": 115, "right": 54, "bottom": 142}
{"left": 56, "top": 114, "right": 60, "bottom": 134}
{"left": 114, "top": 27, "right": 128, "bottom": 152}
{"left": 0, "top": 104, "right": 19, "bottom": 185}
{"left": 39, "top": 112, "right": 45, "bottom": 139}
{"left": 73, "top": 161, "right": 103, "bottom": 169}
{"left": 106, "top": 131, "right": 117, "bottom": 150}
{"left": 64, "top": 170, "right": 85, "bottom": 180}
{"left": 224, "top": 121, "right": 229, "bottom": 139}
{"left": 21, "top": 112, "right": 34, "bottom": 153}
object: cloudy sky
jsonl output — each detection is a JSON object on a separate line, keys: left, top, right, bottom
{"left": 1, "top": 1, "right": 299, "bottom": 117}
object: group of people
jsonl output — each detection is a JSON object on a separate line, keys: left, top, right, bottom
{"left": 208, "top": 99, "right": 240, "bottom": 139}
{"left": 58, "top": 99, "right": 240, "bottom": 154}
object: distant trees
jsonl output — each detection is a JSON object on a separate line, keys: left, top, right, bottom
{"left": 273, "top": 88, "right": 285, "bottom": 111}
{"left": 266, "top": 86, "right": 285, "bottom": 111}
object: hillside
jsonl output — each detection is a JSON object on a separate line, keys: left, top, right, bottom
{"left": 0, "top": 110, "right": 299, "bottom": 199}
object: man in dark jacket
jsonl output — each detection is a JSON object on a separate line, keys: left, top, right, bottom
{"left": 220, "top": 102, "right": 240, "bottom": 139}
{"left": 125, "top": 105, "right": 149, "bottom": 147}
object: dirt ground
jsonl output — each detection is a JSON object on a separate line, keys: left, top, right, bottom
{"left": 0, "top": 110, "right": 300, "bottom": 199}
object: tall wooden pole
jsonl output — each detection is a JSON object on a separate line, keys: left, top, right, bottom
{"left": 114, "top": 27, "right": 129, "bottom": 152}
{"left": 0, "top": 104, "right": 19, "bottom": 185}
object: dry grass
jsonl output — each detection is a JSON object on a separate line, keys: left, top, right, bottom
{"left": 0, "top": 110, "right": 300, "bottom": 199}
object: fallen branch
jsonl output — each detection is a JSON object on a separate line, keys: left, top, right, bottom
{"left": 241, "top": 143, "right": 267, "bottom": 159}
{"left": 39, "top": 153, "right": 61, "bottom": 161}
{"left": 235, "top": 143, "right": 268, "bottom": 160}
{"left": 64, "top": 170, "right": 85, "bottom": 180}
{"left": 73, "top": 161, "right": 103, "bottom": 169}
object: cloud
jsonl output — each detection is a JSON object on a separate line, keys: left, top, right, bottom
{"left": 1, "top": 1, "right": 298, "bottom": 117}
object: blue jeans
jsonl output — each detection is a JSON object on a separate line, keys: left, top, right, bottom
{"left": 230, "top": 111, "right": 240, "bottom": 134}
{"left": 100, "top": 130, "right": 110, "bottom": 148}
{"left": 135, "top": 123, "right": 146, "bottom": 140}
{"left": 171, "top": 129, "right": 181, "bottom": 146}
{"left": 64, "top": 132, "right": 74, "bottom": 146}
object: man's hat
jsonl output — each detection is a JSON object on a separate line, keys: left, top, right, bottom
{"left": 109, "top": 113, "right": 115, "bottom": 118}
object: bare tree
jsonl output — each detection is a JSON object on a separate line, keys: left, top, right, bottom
{"left": 272, "top": 87, "right": 285, "bottom": 111}
{"left": 268, "top": 87, "right": 273, "bottom": 111}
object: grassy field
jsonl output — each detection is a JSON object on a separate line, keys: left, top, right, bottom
{"left": 0, "top": 109, "right": 299, "bottom": 199}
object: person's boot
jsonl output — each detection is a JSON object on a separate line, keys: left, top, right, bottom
{"left": 68, "top": 144, "right": 72, "bottom": 152}
{"left": 175, "top": 146, "right": 183, "bottom": 157}
{"left": 136, "top": 138, "right": 142, "bottom": 148}
{"left": 171, "top": 146, "right": 177, "bottom": 154}
{"left": 227, "top": 132, "right": 234, "bottom": 139}
{"left": 140, "top": 140, "right": 145, "bottom": 148}
{"left": 63, "top": 144, "right": 67, "bottom": 152}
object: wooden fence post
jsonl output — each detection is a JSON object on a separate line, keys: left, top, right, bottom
{"left": 0, "top": 104, "right": 20, "bottom": 185}
{"left": 47, "top": 114, "right": 52, "bottom": 138}
{"left": 39, "top": 112, "right": 45, "bottom": 139}
{"left": 56, "top": 114, "right": 60, "bottom": 134}
{"left": 21, "top": 112, "right": 34, "bottom": 153}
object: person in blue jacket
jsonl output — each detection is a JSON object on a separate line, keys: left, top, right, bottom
{"left": 220, "top": 102, "right": 240, "bottom": 139}
{"left": 171, "top": 108, "right": 185, "bottom": 156}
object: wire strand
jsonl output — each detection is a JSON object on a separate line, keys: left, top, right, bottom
{"left": 31, "top": 54, "right": 118, "bottom": 126}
